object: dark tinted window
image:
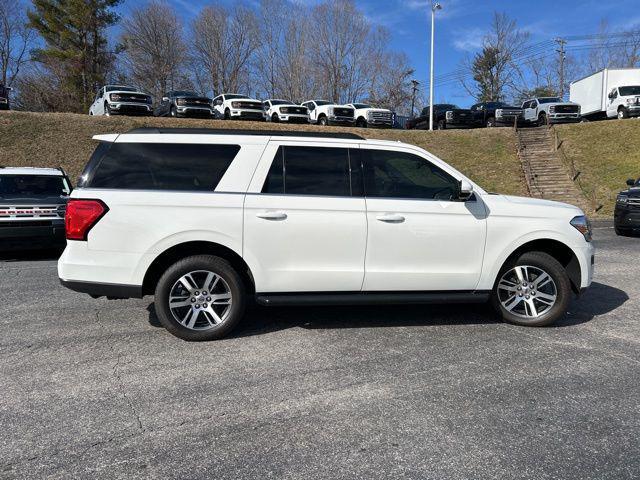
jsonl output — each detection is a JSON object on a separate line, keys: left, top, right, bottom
{"left": 88, "top": 143, "right": 239, "bottom": 190}
{"left": 362, "top": 150, "right": 458, "bottom": 200}
{"left": 0, "top": 175, "right": 69, "bottom": 196}
{"left": 262, "top": 146, "right": 353, "bottom": 196}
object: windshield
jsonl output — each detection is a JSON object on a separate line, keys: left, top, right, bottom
{"left": 539, "top": 97, "right": 562, "bottom": 104}
{"left": 619, "top": 86, "right": 640, "bottom": 96}
{"left": 434, "top": 104, "right": 459, "bottom": 110}
{"left": 225, "top": 94, "right": 249, "bottom": 100}
{"left": 173, "top": 91, "right": 199, "bottom": 97}
{"left": 314, "top": 100, "right": 331, "bottom": 106}
{"left": 352, "top": 103, "right": 372, "bottom": 109}
{"left": 105, "top": 86, "right": 137, "bottom": 92}
{"left": 0, "top": 175, "right": 70, "bottom": 197}
{"left": 269, "top": 100, "right": 290, "bottom": 105}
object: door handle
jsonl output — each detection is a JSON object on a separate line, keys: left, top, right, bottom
{"left": 256, "top": 211, "right": 287, "bottom": 220}
{"left": 376, "top": 214, "right": 405, "bottom": 223}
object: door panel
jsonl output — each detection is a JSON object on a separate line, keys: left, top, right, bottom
{"left": 360, "top": 147, "right": 487, "bottom": 291}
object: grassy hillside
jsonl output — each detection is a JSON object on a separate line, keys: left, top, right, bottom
{"left": 555, "top": 120, "right": 640, "bottom": 217}
{"left": 0, "top": 111, "right": 525, "bottom": 196}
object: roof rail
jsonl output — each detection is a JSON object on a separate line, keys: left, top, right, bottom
{"left": 125, "top": 127, "right": 365, "bottom": 140}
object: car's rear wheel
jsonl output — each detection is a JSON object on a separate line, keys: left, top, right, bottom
{"left": 492, "top": 252, "right": 571, "bottom": 327}
{"left": 154, "top": 255, "right": 246, "bottom": 341}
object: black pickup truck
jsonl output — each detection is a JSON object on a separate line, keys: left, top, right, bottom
{"left": 469, "top": 101, "right": 523, "bottom": 127}
{"left": 154, "top": 90, "right": 214, "bottom": 118}
{"left": 406, "top": 104, "right": 475, "bottom": 130}
{"left": 0, "top": 167, "right": 72, "bottom": 251}
{"left": 614, "top": 177, "right": 640, "bottom": 236}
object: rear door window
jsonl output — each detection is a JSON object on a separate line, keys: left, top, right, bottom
{"left": 262, "top": 146, "right": 359, "bottom": 197}
{"left": 86, "top": 143, "right": 240, "bottom": 190}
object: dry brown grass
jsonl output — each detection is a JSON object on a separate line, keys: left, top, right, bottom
{"left": 0, "top": 110, "right": 526, "bottom": 196}
{"left": 555, "top": 119, "right": 640, "bottom": 217}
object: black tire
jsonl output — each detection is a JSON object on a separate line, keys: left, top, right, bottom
{"left": 224, "top": 108, "right": 230, "bottom": 120}
{"left": 104, "top": 103, "right": 111, "bottom": 116}
{"left": 271, "top": 113, "right": 280, "bottom": 123}
{"left": 538, "top": 112, "right": 548, "bottom": 126}
{"left": 170, "top": 105, "right": 178, "bottom": 117}
{"left": 491, "top": 251, "right": 571, "bottom": 327}
{"left": 437, "top": 120, "right": 446, "bottom": 130}
{"left": 318, "top": 115, "right": 328, "bottom": 126}
{"left": 356, "top": 117, "right": 367, "bottom": 128}
{"left": 618, "top": 107, "right": 629, "bottom": 119}
{"left": 154, "top": 255, "right": 246, "bottom": 341}
{"left": 486, "top": 116, "right": 496, "bottom": 127}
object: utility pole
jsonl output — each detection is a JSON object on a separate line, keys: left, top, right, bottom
{"left": 429, "top": 2, "right": 442, "bottom": 131}
{"left": 555, "top": 37, "right": 567, "bottom": 98}
{"left": 411, "top": 79, "right": 419, "bottom": 117}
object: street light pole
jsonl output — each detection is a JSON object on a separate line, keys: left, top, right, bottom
{"left": 429, "top": 1, "right": 442, "bottom": 131}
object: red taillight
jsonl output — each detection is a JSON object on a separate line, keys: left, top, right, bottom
{"left": 65, "top": 199, "right": 108, "bottom": 241}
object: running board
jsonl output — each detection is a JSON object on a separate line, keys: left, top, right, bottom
{"left": 255, "top": 291, "right": 491, "bottom": 307}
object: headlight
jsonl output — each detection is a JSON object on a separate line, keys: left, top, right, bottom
{"left": 279, "top": 107, "right": 290, "bottom": 114}
{"left": 176, "top": 98, "right": 186, "bottom": 106}
{"left": 617, "top": 194, "right": 629, "bottom": 205}
{"left": 328, "top": 107, "right": 334, "bottom": 114}
{"left": 626, "top": 98, "right": 637, "bottom": 104}
{"left": 549, "top": 106, "right": 556, "bottom": 113}
{"left": 570, "top": 215, "right": 592, "bottom": 242}
{"left": 446, "top": 111, "right": 453, "bottom": 119}
{"left": 366, "top": 111, "right": 374, "bottom": 119}
{"left": 110, "top": 93, "right": 122, "bottom": 102}
{"left": 231, "top": 101, "right": 240, "bottom": 108}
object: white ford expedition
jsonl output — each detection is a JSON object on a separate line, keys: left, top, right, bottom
{"left": 212, "top": 93, "right": 265, "bottom": 121}
{"left": 59, "top": 128, "right": 594, "bottom": 341}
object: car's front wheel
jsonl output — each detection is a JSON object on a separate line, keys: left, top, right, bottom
{"left": 618, "top": 107, "right": 629, "bottom": 119}
{"left": 486, "top": 117, "right": 496, "bottom": 127}
{"left": 154, "top": 255, "right": 246, "bottom": 341}
{"left": 492, "top": 251, "right": 571, "bottom": 327}
{"left": 318, "top": 115, "right": 328, "bottom": 126}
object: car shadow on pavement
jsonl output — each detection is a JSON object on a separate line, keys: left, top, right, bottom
{"left": 146, "top": 281, "right": 628, "bottom": 339}
{"left": 0, "top": 248, "right": 63, "bottom": 262}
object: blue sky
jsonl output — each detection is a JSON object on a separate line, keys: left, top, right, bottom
{"left": 117, "top": 0, "right": 640, "bottom": 106}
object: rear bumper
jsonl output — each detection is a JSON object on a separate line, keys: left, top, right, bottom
{"left": 60, "top": 279, "right": 143, "bottom": 299}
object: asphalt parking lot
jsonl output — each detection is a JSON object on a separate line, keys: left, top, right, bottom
{"left": 1, "top": 224, "right": 638, "bottom": 479}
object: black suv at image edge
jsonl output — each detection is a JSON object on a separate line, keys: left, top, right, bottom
{"left": 0, "top": 84, "right": 10, "bottom": 110}
{"left": 614, "top": 177, "right": 640, "bottom": 236}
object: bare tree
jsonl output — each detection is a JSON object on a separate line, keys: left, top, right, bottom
{"left": 367, "top": 51, "right": 415, "bottom": 114}
{"left": 277, "top": 14, "right": 316, "bottom": 102}
{"left": 120, "top": 1, "right": 188, "bottom": 101}
{"left": 191, "top": 3, "right": 260, "bottom": 96}
{"left": 0, "top": 0, "right": 34, "bottom": 86}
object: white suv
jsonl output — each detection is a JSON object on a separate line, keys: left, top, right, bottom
{"left": 212, "top": 94, "right": 265, "bottom": 121}
{"left": 263, "top": 99, "right": 309, "bottom": 124}
{"left": 58, "top": 128, "right": 594, "bottom": 341}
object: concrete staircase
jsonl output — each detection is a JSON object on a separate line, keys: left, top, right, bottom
{"left": 516, "top": 127, "right": 590, "bottom": 211}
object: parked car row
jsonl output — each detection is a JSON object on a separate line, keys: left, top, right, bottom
{"left": 88, "top": 85, "right": 396, "bottom": 128}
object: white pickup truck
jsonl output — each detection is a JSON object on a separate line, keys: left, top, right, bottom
{"left": 301, "top": 100, "right": 355, "bottom": 126}
{"left": 570, "top": 68, "right": 640, "bottom": 120}
{"left": 89, "top": 85, "right": 153, "bottom": 116}
{"left": 212, "top": 93, "right": 265, "bottom": 121}
{"left": 346, "top": 103, "right": 394, "bottom": 128}
{"left": 521, "top": 97, "right": 581, "bottom": 126}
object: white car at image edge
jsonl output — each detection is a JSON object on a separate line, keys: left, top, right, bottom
{"left": 89, "top": 85, "right": 153, "bottom": 116}
{"left": 58, "top": 128, "right": 594, "bottom": 341}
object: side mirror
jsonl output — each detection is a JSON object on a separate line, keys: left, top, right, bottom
{"left": 6, "top": 87, "right": 12, "bottom": 92}
{"left": 627, "top": 178, "right": 636, "bottom": 187}
{"left": 162, "top": 97, "right": 169, "bottom": 102}
{"left": 458, "top": 179, "right": 474, "bottom": 201}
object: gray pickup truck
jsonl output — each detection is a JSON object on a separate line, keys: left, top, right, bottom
{"left": 0, "top": 167, "right": 72, "bottom": 251}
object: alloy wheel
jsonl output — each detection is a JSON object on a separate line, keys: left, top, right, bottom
{"left": 497, "top": 265, "right": 557, "bottom": 319}
{"left": 168, "top": 270, "right": 232, "bottom": 330}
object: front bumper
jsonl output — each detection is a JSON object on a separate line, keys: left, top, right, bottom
{"left": 230, "top": 109, "right": 265, "bottom": 121}
{"left": 625, "top": 105, "right": 640, "bottom": 117}
{"left": 108, "top": 102, "right": 152, "bottom": 115}
{"left": 327, "top": 116, "right": 355, "bottom": 126}
{"left": 366, "top": 118, "right": 394, "bottom": 128}
{"left": 614, "top": 204, "right": 640, "bottom": 230}
{"left": 495, "top": 115, "right": 523, "bottom": 126}
{"left": 176, "top": 106, "right": 214, "bottom": 117}
{"left": 279, "top": 114, "right": 310, "bottom": 124}
{"left": 0, "top": 221, "right": 66, "bottom": 251}
{"left": 548, "top": 113, "right": 581, "bottom": 123}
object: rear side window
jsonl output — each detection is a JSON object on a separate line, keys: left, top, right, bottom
{"left": 262, "top": 146, "right": 356, "bottom": 197}
{"left": 362, "top": 149, "right": 458, "bottom": 201}
{"left": 86, "top": 143, "right": 240, "bottom": 190}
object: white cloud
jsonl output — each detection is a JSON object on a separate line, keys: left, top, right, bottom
{"left": 452, "top": 27, "right": 485, "bottom": 52}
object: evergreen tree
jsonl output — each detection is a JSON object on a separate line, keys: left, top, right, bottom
{"left": 28, "top": 0, "right": 121, "bottom": 111}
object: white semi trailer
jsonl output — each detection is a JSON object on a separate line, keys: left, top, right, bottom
{"left": 570, "top": 68, "right": 640, "bottom": 121}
